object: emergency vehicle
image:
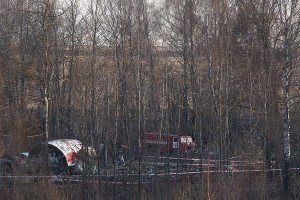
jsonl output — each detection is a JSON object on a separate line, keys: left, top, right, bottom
{"left": 142, "top": 132, "right": 195, "bottom": 154}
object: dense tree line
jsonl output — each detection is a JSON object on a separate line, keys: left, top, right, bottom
{"left": 0, "top": 0, "right": 300, "bottom": 198}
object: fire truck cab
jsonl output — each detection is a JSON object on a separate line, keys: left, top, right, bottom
{"left": 143, "top": 133, "right": 195, "bottom": 154}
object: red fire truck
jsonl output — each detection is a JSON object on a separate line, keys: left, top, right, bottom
{"left": 142, "top": 133, "right": 195, "bottom": 154}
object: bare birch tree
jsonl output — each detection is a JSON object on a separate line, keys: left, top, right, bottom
{"left": 275, "top": 0, "right": 300, "bottom": 197}
{"left": 26, "top": 0, "right": 62, "bottom": 171}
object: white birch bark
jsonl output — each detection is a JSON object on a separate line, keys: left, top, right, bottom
{"left": 280, "top": 0, "right": 294, "bottom": 197}
{"left": 281, "top": 0, "right": 293, "bottom": 168}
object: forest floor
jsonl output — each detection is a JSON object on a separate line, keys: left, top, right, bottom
{"left": 0, "top": 170, "right": 299, "bottom": 199}
{"left": 0, "top": 153, "right": 299, "bottom": 199}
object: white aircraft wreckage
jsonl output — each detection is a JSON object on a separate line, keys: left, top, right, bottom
{"left": 28, "top": 139, "right": 97, "bottom": 175}
{"left": 0, "top": 139, "right": 98, "bottom": 184}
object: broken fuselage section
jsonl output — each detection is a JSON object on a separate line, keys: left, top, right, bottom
{"left": 28, "top": 139, "right": 97, "bottom": 175}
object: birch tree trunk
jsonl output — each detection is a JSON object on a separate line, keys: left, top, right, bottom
{"left": 282, "top": 19, "right": 291, "bottom": 198}
{"left": 280, "top": 0, "right": 296, "bottom": 197}
{"left": 27, "top": 0, "right": 60, "bottom": 172}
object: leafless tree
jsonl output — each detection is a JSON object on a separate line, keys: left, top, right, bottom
{"left": 25, "top": 0, "right": 64, "bottom": 171}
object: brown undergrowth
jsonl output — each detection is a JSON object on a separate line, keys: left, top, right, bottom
{"left": 0, "top": 171, "right": 299, "bottom": 200}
